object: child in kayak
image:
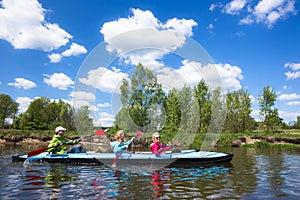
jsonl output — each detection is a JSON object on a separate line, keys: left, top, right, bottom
{"left": 110, "top": 130, "right": 135, "bottom": 154}
{"left": 150, "top": 132, "right": 180, "bottom": 155}
{"left": 47, "top": 126, "right": 86, "bottom": 154}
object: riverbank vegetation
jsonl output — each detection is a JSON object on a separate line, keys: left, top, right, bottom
{"left": 1, "top": 129, "right": 300, "bottom": 149}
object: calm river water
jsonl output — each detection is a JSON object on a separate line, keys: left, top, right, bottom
{"left": 0, "top": 144, "right": 299, "bottom": 199}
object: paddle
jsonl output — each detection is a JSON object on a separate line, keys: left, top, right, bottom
{"left": 111, "top": 130, "right": 143, "bottom": 168}
{"left": 27, "top": 129, "right": 109, "bottom": 157}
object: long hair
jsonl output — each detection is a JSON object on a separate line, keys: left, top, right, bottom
{"left": 115, "top": 130, "right": 126, "bottom": 143}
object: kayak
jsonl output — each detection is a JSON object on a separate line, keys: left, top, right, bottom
{"left": 12, "top": 150, "right": 233, "bottom": 168}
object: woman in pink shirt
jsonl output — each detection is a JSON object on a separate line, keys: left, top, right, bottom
{"left": 150, "top": 132, "right": 180, "bottom": 155}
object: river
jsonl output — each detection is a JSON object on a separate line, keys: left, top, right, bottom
{"left": 0, "top": 144, "right": 299, "bottom": 199}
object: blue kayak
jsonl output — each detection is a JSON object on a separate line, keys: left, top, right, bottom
{"left": 12, "top": 150, "right": 233, "bottom": 168}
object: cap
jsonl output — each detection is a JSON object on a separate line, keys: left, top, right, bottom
{"left": 55, "top": 126, "right": 66, "bottom": 133}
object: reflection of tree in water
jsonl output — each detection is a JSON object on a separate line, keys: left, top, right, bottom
{"left": 44, "top": 165, "right": 77, "bottom": 188}
{"left": 256, "top": 148, "right": 286, "bottom": 195}
{"left": 225, "top": 147, "right": 291, "bottom": 199}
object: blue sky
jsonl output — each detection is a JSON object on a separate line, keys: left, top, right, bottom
{"left": 0, "top": 0, "right": 300, "bottom": 127}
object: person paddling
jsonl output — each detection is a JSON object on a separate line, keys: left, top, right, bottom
{"left": 150, "top": 132, "right": 180, "bottom": 155}
{"left": 110, "top": 130, "right": 135, "bottom": 154}
{"left": 47, "top": 126, "right": 86, "bottom": 154}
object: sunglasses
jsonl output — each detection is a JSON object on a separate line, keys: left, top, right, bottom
{"left": 155, "top": 136, "right": 160, "bottom": 140}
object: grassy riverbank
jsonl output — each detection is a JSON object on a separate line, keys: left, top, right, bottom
{"left": 1, "top": 129, "right": 300, "bottom": 148}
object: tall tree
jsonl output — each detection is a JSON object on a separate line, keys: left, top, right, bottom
{"left": 208, "top": 87, "right": 225, "bottom": 134}
{"left": 258, "top": 86, "right": 282, "bottom": 132}
{"left": 177, "top": 84, "right": 194, "bottom": 133}
{"left": 194, "top": 80, "right": 211, "bottom": 133}
{"left": 295, "top": 116, "right": 300, "bottom": 129}
{"left": 60, "top": 103, "right": 76, "bottom": 131}
{"left": 239, "top": 89, "right": 254, "bottom": 132}
{"left": 0, "top": 94, "right": 18, "bottom": 128}
{"left": 117, "top": 63, "right": 165, "bottom": 131}
{"left": 74, "top": 105, "right": 94, "bottom": 135}
{"left": 224, "top": 89, "right": 253, "bottom": 133}
{"left": 163, "top": 88, "right": 181, "bottom": 132}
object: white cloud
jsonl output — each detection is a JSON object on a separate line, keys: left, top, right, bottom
{"left": 284, "top": 62, "right": 300, "bottom": 80}
{"left": 86, "top": 8, "right": 242, "bottom": 97}
{"left": 100, "top": 8, "right": 197, "bottom": 65}
{"left": 209, "top": 2, "right": 223, "bottom": 11}
{"left": 249, "top": 95, "right": 256, "bottom": 103}
{"left": 61, "top": 43, "right": 87, "bottom": 57}
{"left": 49, "top": 43, "right": 87, "bottom": 63}
{"left": 285, "top": 62, "right": 300, "bottom": 71}
{"left": 43, "top": 73, "right": 74, "bottom": 90}
{"left": 151, "top": 61, "right": 243, "bottom": 93}
{"left": 278, "top": 93, "right": 300, "bottom": 100}
{"left": 250, "top": 0, "right": 296, "bottom": 28}
{"left": 16, "top": 96, "right": 33, "bottom": 113}
{"left": 48, "top": 53, "right": 62, "bottom": 63}
{"left": 286, "top": 101, "right": 300, "bottom": 106}
{"left": 214, "top": 0, "right": 297, "bottom": 28}
{"left": 251, "top": 109, "right": 261, "bottom": 122}
{"left": 94, "top": 112, "right": 115, "bottom": 127}
{"left": 223, "top": 0, "right": 247, "bottom": 15}
{"left": 0, "top": 0, "right": 72, "bottom": 51}
{"left": 8, "top": 78, "right": 37, "bottom": 90}
{"left": 79, "top": 67, "right": 129, "bottom": 94}
{"left": 207, "top": 23, "right": 214, "bottom": 33}
{"left": 175, "top": 61, "right": 243, "bottom": 91}
{"left": 279, "top": 110, "right": 300, "bottom": 122}
{"left": 69, "top": 91, "right": 97, "bottom": 111}
{"left": 97, "top": 102, "right": 111, "bottom": 108}
{"left": 285, "top": 71, "right": 300, "bottom": 80}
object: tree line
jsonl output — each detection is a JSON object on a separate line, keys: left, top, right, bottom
{"left": 0, "top": 95, "right": 93, "bottom": 132}
{"left": 114, "top": 63, "right": 299, "bottom": 133}
{"left": 1, "top": 63, "right": 300, "bottom": 133}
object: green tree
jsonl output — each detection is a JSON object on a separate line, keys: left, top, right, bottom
{"left": 224, "top": 89, "right": 253, "bottom": 133}
{"left": 163, "top": 88, "right": 181, "bottom": 132}
{"left": 74, "top": 105, "right": 94, "bottom": 135}
{"left": 258, "top": 86, "right": 282, "bottom": 132}
{"left": 177, "top": 84, "right": 194, "bottom": 133}
{"left": 60, "top": 103, "right": 76, "bottom": 131}
{"left": 194, "top": 80, "right": 211, "bottom": 133}
{"left": 295, "top": 116, "right": 300, "bottom": 129}
{"left": 117, "top": 63, "right": 165, "bottom": 131}
{"left": 21, "top": 97, "right": 51, "bottom": 130}
{"left": 20, "top": 97, "right": 76, "bottom": 131}
{"left": 0, "top": 94, "right": 18, "bottom": 128}
{"left": 208, "top": 87, "right": 225, "bottom": 134}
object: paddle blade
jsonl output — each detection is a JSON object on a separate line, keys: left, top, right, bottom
{"left": 27, "top": 147, "right": 48, "bottom": 157}
{"left": 23, "top": 155, "right": 42, "bottom": 166}
{"left": 136, "top": 130, "right": 143, "bottom": 136}
{"left": 94, "top": 129, "right": 107, "bottom": 136}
